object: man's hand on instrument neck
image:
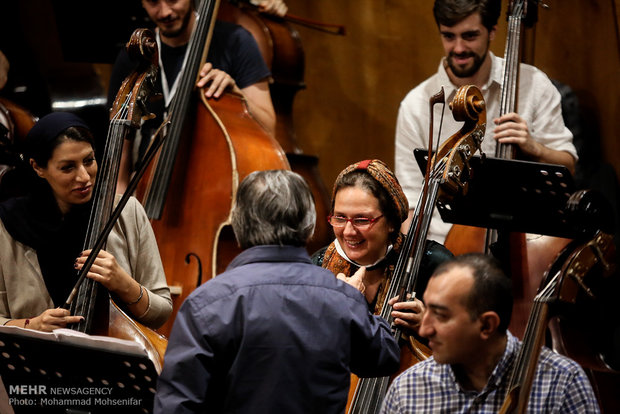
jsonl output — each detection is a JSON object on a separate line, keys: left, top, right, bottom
{"left": 493, "top": 112, "right": 576, "bottom": 174}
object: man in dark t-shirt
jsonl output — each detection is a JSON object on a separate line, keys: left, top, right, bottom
{"left": 107, "top": 0, "right": 280, "bottom": 192}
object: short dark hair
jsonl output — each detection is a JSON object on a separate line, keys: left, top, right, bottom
{"left": 231, "top": 170, "right": 316, "bottom": 249}
{"left": 433, "top": 253, "right": 513, "bottom": 333}
{"left": 433, "top": 0, "right": 502, "bottom": 32}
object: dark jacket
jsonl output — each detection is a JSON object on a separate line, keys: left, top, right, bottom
{"left": 155, "top": 245, "right": 400, "bottom": 414}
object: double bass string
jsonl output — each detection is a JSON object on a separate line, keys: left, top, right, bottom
{"left": 350, "top": 87, "right": 486, "bottom": 413}
{"left": 486, "top": 1, "right": 526, "bottom": 254}
{"left": 143, "top": 0, "right": 219, "bottom": 218}
{"left": 86, "top": 92, "right": 131, "bottom": 238}
{"left": 497, "top": 0, "right": 524, "bottom": 159}
{"left": 66, "top": 88, "right": 136, "bottom": 312}
{"left": 349, "top": 159, "right": 449, "bottom": 413}
{"left": 500, "top": 270, "right": 559, "bottom": 413}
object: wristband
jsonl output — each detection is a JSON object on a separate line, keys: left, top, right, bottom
{"left": 125, "top": 285, "right": 143, "bottom": 306}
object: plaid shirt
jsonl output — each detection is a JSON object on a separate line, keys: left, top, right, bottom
{"left": 380, "top": 332, "right": 600, "bottom": 413}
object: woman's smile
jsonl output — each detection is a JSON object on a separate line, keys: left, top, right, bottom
{"left": 333, "top": 186, "right": 391, "bottom": 266}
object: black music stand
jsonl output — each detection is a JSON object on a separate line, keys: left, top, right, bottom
{"left": 0, "top": 326, "right": 158, "bottom": 414}
{"left": 413, "top": 149, "right": 589, "bottom": 239}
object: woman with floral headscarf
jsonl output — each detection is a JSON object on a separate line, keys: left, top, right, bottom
{"left": 312, "top": 159, "right": 452, "bottom": 330}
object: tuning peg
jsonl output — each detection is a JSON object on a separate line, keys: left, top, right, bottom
{"left": 534, "top": 0, "right": 550, "bottom": 9}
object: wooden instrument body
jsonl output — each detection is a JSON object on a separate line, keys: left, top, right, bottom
{"left": 142, "top": 91, "right": 289, "bottom": 337}
{"left": 446, "top": 226, "right": 572, "bottom": 338}
{"left": 0, "top": 97, "right": 37, "bottom": 142}
{"left": 346, "top": 337, "right": 431, "bottom": 409}
{"left": 218, "top": 3, "right": 333, "bottom": 254}
{"left": 101, "top": 301, "right": 168, "bottom": 372}
{"left": 0, "top": 97, "right": 37, "bottom": 200}
{"left": 547, "top": 230, "right": 619, "bottom": 413}
{"left": 128, "top": 0, "right": 291, "bottom": 338}
{"left": 499, "top": 228, "right": 617, "bottom": 414}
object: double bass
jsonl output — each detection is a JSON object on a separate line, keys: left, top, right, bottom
{"left": 347, "top": 85, "right": 486, "bottom": 413}
{"left": 0, "top": 97, "right": 37, "bottom": 201}
{"left": 499, "top": 193, "right": 617, "bottom": 413}
{"left": 545, "top": 190, "right": 619, "bottom": 413}
{"left": 135, "top": 0, "right": 290, "bottom": 337}
{"left": 65, "top": 28, "right": 167, "bottom": 372}
{"left": 443, "top": 0, "right": 571, "bottom": 339}
{"left": 218, "top": 1, "right": 344, "bottom": 253}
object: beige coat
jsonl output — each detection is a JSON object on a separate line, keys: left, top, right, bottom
{"left": 0, "top": 196, "right": 172, "bottom": 329}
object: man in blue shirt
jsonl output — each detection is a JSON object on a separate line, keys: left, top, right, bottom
{"left": 154, "top": 170, "right": 401, "bottom": 413}
{"left": 380, "top": 253, "right": 600, "bottom": 413}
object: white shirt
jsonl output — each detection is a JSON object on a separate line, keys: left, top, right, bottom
{"left": 394, "top": 52, "right": 577, "bottom": 244}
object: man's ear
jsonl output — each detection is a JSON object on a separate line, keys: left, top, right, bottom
{"left": 479, "top": 311, "right": 500, "bottom": 339}
{"left": 489, "top": 24, "right": 497, "bottom": 42}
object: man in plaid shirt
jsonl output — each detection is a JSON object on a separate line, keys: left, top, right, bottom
{"left": 380, "top": 254, "right": 600, "bottom": 413}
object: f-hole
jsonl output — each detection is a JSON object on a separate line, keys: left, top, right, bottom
{"left": 185, "top": 253, "right": 203, "bottom": 288}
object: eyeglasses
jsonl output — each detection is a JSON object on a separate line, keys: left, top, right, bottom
{"left": 327, "top": 214, "right": 384, "bottom": 229}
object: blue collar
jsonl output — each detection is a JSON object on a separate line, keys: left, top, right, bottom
{"left": 227, "top": 245, "right": 312, "bottom": 270}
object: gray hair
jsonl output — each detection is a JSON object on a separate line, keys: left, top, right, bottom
{"left": 231, "top": 170, "right": 316, "bottom": 249}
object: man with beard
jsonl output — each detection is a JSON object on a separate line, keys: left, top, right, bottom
{"left": 108, "top": 0, "right": 287, "bottom": 192}
{"left": 394, "top": 0, "right": 577, "bottom": 244}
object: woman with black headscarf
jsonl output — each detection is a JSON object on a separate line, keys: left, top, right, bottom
{"left": 0, "top": 112, "right": 171, "bottom": 331}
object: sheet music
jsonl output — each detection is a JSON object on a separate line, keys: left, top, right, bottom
{"left": 0, "top": 325, "right": 147, "bottom": 357}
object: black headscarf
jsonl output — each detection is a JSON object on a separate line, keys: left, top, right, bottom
{"left": 0, "top": 112, "right": 93, "bottom": 306}
{"left": 22, "top": 112, "right": 89, "bottom": 162}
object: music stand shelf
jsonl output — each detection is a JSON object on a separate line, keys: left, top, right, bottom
{"left": 0, "top": 326, "right": 158, "bottom": 414}
{"left": 414, "top": 149, "right": 581, "bottom": 239}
